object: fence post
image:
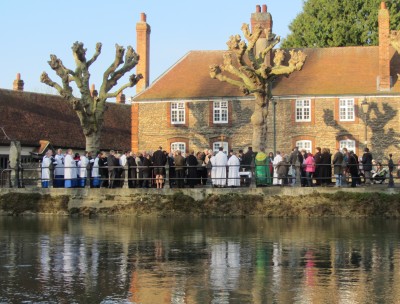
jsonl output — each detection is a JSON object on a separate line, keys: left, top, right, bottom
{"left": 388, "top": 156, "right": 395, "bottom": 188}
{"left": 37, "top": 163, "right": 42, "bottom": 188}
{"left": 250, "top": 158, "right": 256, "bottom": 188}
{"left": 123, "top": 165, "right": 129, "bottom": 189}
{"left": 86, "top": 166, "right": 91, "bottom": 188}
{"left": 49, "top": 166, "right": 54, "bottom": 188}
{"left": 164, "top": 162, "right": 170, "bottom": 189}
{"left": 9, "top": 141, "right": 21, "bottom": 188}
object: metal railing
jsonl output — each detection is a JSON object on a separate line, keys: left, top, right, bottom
{"left": 0, "top": 162, "right": 394, "bottom": 189}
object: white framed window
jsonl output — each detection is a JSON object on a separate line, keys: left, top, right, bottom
{"left": 339, "top": 98, "right": 355, "bottom": 121}
{"left": 296, "top": 140, "right": 312, "bottom": 153}
{"left": 171, "top": 142, "right": 186, "bottom": 154}
{"left": 295, "top": 99, "right": 311, "bottom": 122}
{"left": 339, "top": 139, "right": 356, "bottom": 154}
{"left": 213, "top": 141, "right": 229, "bottom": 154}
{"left": 213, "top": 101, "right": 228, "bottom": 123}
{"left": 171, "top": 102, "right": 185, "bottom": 124}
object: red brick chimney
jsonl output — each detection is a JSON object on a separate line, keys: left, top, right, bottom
{"left": 378, "top": 1, "right": 391, "bottom": 91}
{"left": 251, "top": 4, "right": 272, "bottom": 39}
{"left": 250, "top": 4, "right": 273, "bottom": 65}
{"left": 90, "top": 84, "right": 98, "bottom": 97}
{"left": 13, "top": 73, "right": 24, "bottom": 91}
{"left": 136, "top": 12, "right": 151, "bottom": 93}
{"left": 116, "top": 92, "right": 126, "bottom": 104}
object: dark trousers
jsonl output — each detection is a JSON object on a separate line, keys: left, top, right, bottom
{"left": 142, "top": 171, "right": 150, "bottom": 188}
{"left": 175, "top": 169, "right": 185, "bottom": 188}
{"left": 306, "top": 172, "right": 313, "bottom": 187}
{"left": 128, "top": 169, "right": 137, "bottom": 188}
{"left": 350, "top": 172, "right": 360, "bottom": 187}
{"left": 108, "top": 170, "right": 116, "bottom": 188}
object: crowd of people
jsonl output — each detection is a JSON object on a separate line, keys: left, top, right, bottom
{"left": 40, "top": 145, "right": 392, "bottom": 189}
{"left": 252, "top": 146, "right": 392, "bottom": 188}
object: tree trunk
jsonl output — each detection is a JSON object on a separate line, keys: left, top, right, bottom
{"left": 251, "top": 95, "right": 269, "bottom": 151}
{"left": 84, "top": 131, "right": 101, "bottom": 153}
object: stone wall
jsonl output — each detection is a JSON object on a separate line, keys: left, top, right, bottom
{"left": 1, "top": 187, "right": 400, "bottom": 217}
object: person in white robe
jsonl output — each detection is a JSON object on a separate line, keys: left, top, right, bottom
{"left": 78, "top": 153, "right": 89, "bottom": 188}
{"left": 91, "top": 153, "right": 101, "bottom": 188}
{"left": 41, "top": 150, "right": 54, "bottom": 188}
{"left": 214, "top": 147, "right": 228, "bottom": 187}
{"left": 210, "top": 154, "right": 217, "bottom": 185}
{"left": 54, "top": 149, "right": 64, "bottom": 188}
{"left": 64, "top": 149, "right": 75, "bottom": 188}
{"left": 273, "top": 151, "right": 283, "bottom": 185}
{"left": 227, "top": 151, "right": 241, "bottom": 187}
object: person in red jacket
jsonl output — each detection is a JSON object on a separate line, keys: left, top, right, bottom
{"left": 304, "top": 153, "right": 316, "bottom": 187}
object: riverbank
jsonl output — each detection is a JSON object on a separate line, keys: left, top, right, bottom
{"left": 1, "top": 186, "right": 400, "bottom": 217}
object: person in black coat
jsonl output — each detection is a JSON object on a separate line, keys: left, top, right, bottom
{"left": 186, "top": 150, "right": 198, "bottom": 188}
{"left": 361, "top": 147, "right": 373, "bottom": 184}
{"left": 314, "top": 147, "right": 322, "bottom": 186}
{"left": 348, "top": 151, "right": 360, "bottom": 187}
{"left": 99, "top": 152, "right": 109, "bottom": 188}
{"left": 142, "top": 153, "right": 152, "bottom": 188}
{"left": 241, "top": 147, "right": 254, "bottom": 172}
{"left": 152, "top": 146, "right": 167, "bottom": 188}
{"left": 320, "top": 148, "right": 331, "bottom": 186}
{"left": 127, "top": 152, "right": 137, "bottom": 188}
{"left": 107, "top": 150, "right": 118, "bottom": 188}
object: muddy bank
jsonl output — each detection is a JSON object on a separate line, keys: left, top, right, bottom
{"left": 1, "top": 187, "right": 400, "bottom": 218}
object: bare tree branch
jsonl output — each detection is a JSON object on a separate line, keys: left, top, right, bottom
{"left": 87, "top": 42, "right": 102, "bottom": 67}
{"left": 271, "top": 50, "right": 307, "bottom": 76}
{"left": 104, "top": 46, "right": 140, "bottom": 93}
{"left": 107, "top": 74, "right": 143, "bottom": 98}
{"left": 100, "top": 44, "right": 125, "bottom": 95}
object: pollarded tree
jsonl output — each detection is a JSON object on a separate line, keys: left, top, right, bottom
{"left": 391, "top": 31, "right": 400, "bottom": 53}
{"left": 40, "top": 42, "right": 142, "bottom": 152}
{"left": 282, "top": 0, "right": 400, "bottom": 48}
{"left": 210, "top": 24, "right": 307, "bottom": 151}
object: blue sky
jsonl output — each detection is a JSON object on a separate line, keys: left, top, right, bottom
{"left": 0, "top": 1, "right": 304, "bottom": 97}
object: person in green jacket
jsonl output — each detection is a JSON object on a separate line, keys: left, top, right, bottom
{"left": 255, "top": 148, "right": 271, "bottom": 186}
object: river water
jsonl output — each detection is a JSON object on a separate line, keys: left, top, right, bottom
{"left": 0, "top": 216, "right": 399, "bottom": 303}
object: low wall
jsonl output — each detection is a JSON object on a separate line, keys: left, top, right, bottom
{"left": 1, "top": 186, "right": 400, "bottom": 217}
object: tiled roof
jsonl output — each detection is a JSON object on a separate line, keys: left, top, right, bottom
{"left": 133, "top": 47, "right": 400, "bottom": 101}
{"left": 0, "top": 89, "right": 131, "bottom": 151}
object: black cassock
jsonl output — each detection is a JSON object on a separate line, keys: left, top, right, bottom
{"left": 186, "top": 154, "right": 198, "bottom": 188}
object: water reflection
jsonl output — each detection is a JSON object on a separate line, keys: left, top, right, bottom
{"left": 0, "top": 217, "right": 399, "bottom": 303}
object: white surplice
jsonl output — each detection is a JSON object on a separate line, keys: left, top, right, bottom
{"left": 78, "top": 155, "right": 89, "bottom": 178}
{"left": 64, "top": 154, "right": 75, "bottom": 180}
{"left": 41, "top": 156, "right": 51, "bottom": 181}
{"left": 214, "top": 151, "right": 228, "bottom": 186}
{"left": 272, "top": 154, "right": 283, "bottom": 185}
{"left": 227, "top": 155, "right": 240, "bottom": 186}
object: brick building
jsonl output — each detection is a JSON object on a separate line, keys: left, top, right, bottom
{"left": 0, "top": 77, "right": 131, "bottom": 168}
{"left": 132, "top": 2, "right": 400, "bottom": 162}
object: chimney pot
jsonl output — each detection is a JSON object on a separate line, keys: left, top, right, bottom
{"left": 90, "top": 83, "right": 98, "bottom": 97}
{"left": 262, "top": 4, "right": 267, "bottom": 13}
{"left": 13, "top": 73, "right": 24, "bottom": 91}
{"left": 256, "top": 5, "right": 261, "bottom": 13}
{"left": 140, "top": 12, "right": 146, "bottom": 22}
{"left": 116, "top": 92, "right": 126, "bottom": 104}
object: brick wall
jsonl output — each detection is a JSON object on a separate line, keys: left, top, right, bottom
{"left": 137, "top": 97, "right": 400, "bottom": 162}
